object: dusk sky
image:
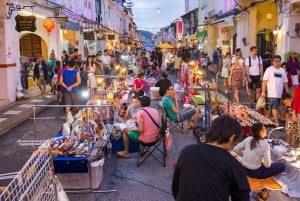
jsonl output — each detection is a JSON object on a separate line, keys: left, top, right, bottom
{"left": 132, "top": 0, "right": 185, "bottom": 33}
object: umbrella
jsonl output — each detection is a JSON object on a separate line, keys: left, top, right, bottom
{"left": 157, "top": 43, "right": 174, "bottom": 49}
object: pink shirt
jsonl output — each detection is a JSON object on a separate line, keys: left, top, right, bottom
{"left": 133, "top": 79, "right": 145, "bottom": 89}
{"left": 137, "top": 107, "right": 159, "bottom": 143}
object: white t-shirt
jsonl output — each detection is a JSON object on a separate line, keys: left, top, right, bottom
{"left": 100, "top": 55, "right": 111, "bottom": 65}
{"left": 263, "top": 66, "right": 288, "bottom": 98}
{"left": 245, "top": 56, "right": 262, "bottom": 76}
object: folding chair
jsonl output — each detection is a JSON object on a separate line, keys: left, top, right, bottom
{"left": 137, "top": 112, "right": 167, "bottom": 167}
{"left": 163, "top": 108, "right": 184, "bottom": 134}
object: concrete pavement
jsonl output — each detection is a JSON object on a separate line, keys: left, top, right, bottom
{"left": 0, "top": 86, "right": 56, "bottom": 135}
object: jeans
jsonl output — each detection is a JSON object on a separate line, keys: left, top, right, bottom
{"left": 245, "top": 162, "right": 285, "bottom": 179}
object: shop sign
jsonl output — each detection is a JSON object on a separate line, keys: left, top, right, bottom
{"left": 83, "top": 31, "right": 95, "bottom": 40}
{"left": 61, "top": 21, "right": 79, "bottom": 31}
{"left": 222, "top": 40, "right": 230, "bottom": 45}
{"left": 15, "top": 15, "right": 36, "bottom": 32}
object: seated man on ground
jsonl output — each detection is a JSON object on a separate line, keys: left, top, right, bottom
{"left": 116, "top": 96, "right": 160, "bottom": 158}
{"left": 162, "top": 83, "right": 199, "bottom": 129}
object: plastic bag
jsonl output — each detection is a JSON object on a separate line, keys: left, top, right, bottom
{"left": 165, "top": 129, "right": 172, "bottom": 151}
{"left": 256, "top": 97, "right": 265, "bottom": 110}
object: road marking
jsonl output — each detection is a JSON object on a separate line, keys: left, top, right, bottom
{"left": 19, "top": 104, "right": 34, "bottom": 108}
{"left": 30, "top": 99, "right": 44, "bottom": 103}
{"left": 3, "top": 110, "right": 21, "bottom": 115}
{"left": 0, "top": 118, "right": 8, "bottom": 122}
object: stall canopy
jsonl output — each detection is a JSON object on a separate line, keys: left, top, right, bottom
{"left": 196, "top": 30, "right": 208, "bottom": 42}
{"left": 157, "top": 43, "right": 174, "bottom": 49}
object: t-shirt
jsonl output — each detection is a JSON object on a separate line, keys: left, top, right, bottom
{"left": 245, "top": 56, "right": 261, "bottom": 76}
{"left": 133, "top": 79, "right": 145, "bottom": 89}
{"left": 263, "top": 66, "right": 288, "bottom": 98}
{"left": 127, "top": 105, "right": 141, "bottom": 119}
{"left": 155, "top": 78, "right": 172, "bottom": 96}
{"left": 233, "top": 136, "right": 271, "bottom": 170}
{"left": 162, "top": 95, "right": 177, "bottom": 121}
{"left": 100, "top": 55, "right": 111, "bottom": 65}
{"left": 137, "top": 107, "right": 160, "bottom": 143}
{"left": 61, "top": 69, "right": 78, "bottom": 93}
{"left": 172, "top": 144, "right": 250, "bottom": 201}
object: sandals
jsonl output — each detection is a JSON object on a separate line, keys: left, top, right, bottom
{"left": 252, "top": 188, "right": 270, "bottom": 201}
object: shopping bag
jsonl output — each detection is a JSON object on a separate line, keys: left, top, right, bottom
{"left": 165, "top": 131, "right": 172, "bottom": 151}
{"left": 256, "top": 97, "right": 265, "bottom": 110}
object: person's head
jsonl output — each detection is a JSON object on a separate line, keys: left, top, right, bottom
{"left": 235, "top": 56, "right": 244, "bottom": 66}
{"left": 161, "top": 71, "right": 168, "bottom": 79}
{"left": 77, "top": 54, "right": 82, "bottom": 61}
{"left": 131, "top": 96, "right": 141, "bottom": 108}
{"left": 49, "top": 53, "right": 55, "bottom": 60}
{"left": 164, "top": 83, "right": 175, "bottom": 97}
{"left": 250, "top": 122, "right": 266, "bottom": 150}
{"left": 225, "top": 52, "right": 230, "bottom": 58}
{"left": 266, "top": 49, "right": 271, "bottom": 54}
{"left": 282, "top": 93, "right": 292, "bottom": 107}
{"left": 137, "top": 72, "right": 144, "bottom": 80}
{"left": 272, "top": 55, "right": 282, "bottom": 68}
{"left": 104, "top": 49, "right": 108, "bottom": 55}
{"left": 73, "top": 48, "right": 79, "bottom": 54}
{"left": 86, "top": 55, "right": 93, "bottom": 64}
{"left": 281, "top": 62, "right": 289, "bottom": 72}
{"left": 206, "top": 115, "right": 242, "bottom": 150}
{"left": 140, "top": 96, "right": 151, "bottom": 107}
{"left": 68, "top": 59, "right": 76, "bottom": 68}
{"left": 250, "top": 46, "right": 257, "bottom": 56}
{"left": 236, "top": 48, "right": 242, "bottom": 56}
{"left": 63, "top": 50, "right": 67, "bottom": 55}
{"left": 291, "top": 52, "right": 298, "bottom": 59}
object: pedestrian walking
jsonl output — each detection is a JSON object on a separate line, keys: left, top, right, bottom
{"left": 287, "top": 52, "right": 300, "bottom": 98}
{"left": 229, "top": 56, "right": 245, "bottom": 104}
{"left": 261, "top": 55, "right": 290, "bottom": 127}
{"left": 245, "top": 46, "right": 263, "bottom": 108}
{"left": 172, "top": 115, "right": 250, "bottom": 201}
{"left": 221, "top": 52, "right": 231, "bottom": 94}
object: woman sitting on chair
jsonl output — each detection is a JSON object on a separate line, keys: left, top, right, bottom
{"left": 117, "top": 96, "right": 160, "bottom": 159}
{"left": 233, "top": 122, "right": 285, "bottom": 179}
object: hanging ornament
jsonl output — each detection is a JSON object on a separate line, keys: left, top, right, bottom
{"left": 43, "top": 20, "right": 55, "bottom": 35}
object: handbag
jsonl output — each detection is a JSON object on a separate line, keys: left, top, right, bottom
{"left": 141, "top": 109, "right": 165, "bottom": 141}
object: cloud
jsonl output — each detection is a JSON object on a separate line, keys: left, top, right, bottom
{"left": 132, "top": 0, "right": 185, "bottom": 33}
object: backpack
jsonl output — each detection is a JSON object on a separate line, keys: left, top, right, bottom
{"left": 248, "top": 56, "right": 261, "bottom": 67}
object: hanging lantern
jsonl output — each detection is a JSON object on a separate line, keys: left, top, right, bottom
{"left": 266, "top": 13, "right": 273, "bottom": 21}
{"left": 43, "top": 20, "right": 55, "bottom": 35}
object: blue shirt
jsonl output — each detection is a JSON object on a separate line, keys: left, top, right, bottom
{"left": 61, "top": 69, "right": 78, "bottom": 93}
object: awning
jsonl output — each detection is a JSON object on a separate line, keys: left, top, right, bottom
{"left": 210, "top": 16, "right": 233, "bottom": 27}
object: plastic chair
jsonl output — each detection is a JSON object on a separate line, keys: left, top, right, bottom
{"left": 137, "top": 112, "right": 167, "bottom": 167}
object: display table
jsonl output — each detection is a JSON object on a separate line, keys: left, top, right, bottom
{"left": 270, "top": 144, "right": 300, "bottom": 198}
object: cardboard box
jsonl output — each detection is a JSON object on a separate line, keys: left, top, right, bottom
{"left": 55, "top": 158, "right": 104, "bottom": 190}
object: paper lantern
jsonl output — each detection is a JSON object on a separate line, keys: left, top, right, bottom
{"left": 43, "top": 20, "right": 55, "bottom": 35}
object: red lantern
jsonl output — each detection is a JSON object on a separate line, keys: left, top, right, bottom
{"left": 43, "top": 20, "right": 55, "bottom": 35}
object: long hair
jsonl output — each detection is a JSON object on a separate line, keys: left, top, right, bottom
{"left": 250, "top": 122, "right": 264, "bottom": 150}
{"left": 86, "top": 55, "right": 94, "bottom": 66}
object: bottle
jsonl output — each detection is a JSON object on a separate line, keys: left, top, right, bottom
{"left": 107, "top": 140, "right": 112, "bottom": 158}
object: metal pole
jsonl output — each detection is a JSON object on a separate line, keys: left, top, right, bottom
{"left": 33, "top": 106, "right": 37, "bottom": 140}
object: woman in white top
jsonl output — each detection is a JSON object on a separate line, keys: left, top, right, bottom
{"left": 84, "top": 55, "right": 97, "bottom": 95}
{"left": 233, "top": 123, "right": 285, "bottom": 179}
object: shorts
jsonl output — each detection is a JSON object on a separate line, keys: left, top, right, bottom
{"left": 291, "top": 74, "right": 299, "bottom": 86}
{"left": 179, "top": 107, "right": 196, "bottom": 121}
{"left": 128, "top": 130, "right": 140, "bottom": 141}
{"left": 269, "top": 98, "right": 281, "bottom": 109}
{"left": 248, "top": 75, "right": 261, "bottom": 89}
{"left": 63, "top": 92, "right": 79, "bottom": 106}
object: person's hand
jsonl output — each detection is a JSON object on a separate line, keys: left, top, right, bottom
{"left": 67, "top": 86, "right": 72, "bottom": 92}
{"left": 247, "top": 77, "right": 252, "bottom": 83}
{"left": 261, "top": 92, "right": 265, "bottom": 98}
{"left": 260, "top": 76, "right": 263, "bottom": 82}
{"left": 292, "top": 114, "right": 298, "bottom": 122}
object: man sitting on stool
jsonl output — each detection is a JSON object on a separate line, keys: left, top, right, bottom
{"left": 162, "top": 83, "right": 199, "bottom": 129}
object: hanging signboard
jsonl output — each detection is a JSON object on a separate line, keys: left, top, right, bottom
{"left": 83, "top": 31, "right": 95, "bottom": 40}
{"left": 15, "top": 15, "right": 36, "bottom": 32}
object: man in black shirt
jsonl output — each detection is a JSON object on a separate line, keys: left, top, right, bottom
{"left": 155, "top": 71, "right": 171, "bottom": 96}
{"left": 172, "top": 115, "right": 250, "bottom": 201}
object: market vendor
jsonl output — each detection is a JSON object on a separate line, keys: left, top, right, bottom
{"left": 133, "top": 72, "right": 145, "bottom": 96}
{"left": 233, "top": 122, "right": 285, "bottom": 179}
{"left": 162, "top": 83, "right": 199, "bottom": 129}
{"left": 124, "top": 96, "right": 142, "bottom": 121}
{"left": 116, "top": 96, "right": 160, "bottom": 159}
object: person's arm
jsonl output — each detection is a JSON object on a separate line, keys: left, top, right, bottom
{"left": 259, "top": 58, "right": 264, "bottom": 81}
{"left": 262, "top": 142, "right": 271, "bottom": 168}
{"left": 132, "top": 111, "right": 143, "bottom": 133}
{"left": 284, "top": 82, "right": 290, "bottom": 95}
{"left": 233, "top": 138, "right": 246, "bottom": 152}
{"left": 59, "top": 71, "right": 66, "bottom": 88}
{"left": 261, "top": 80, "right": 267, "bottom": 98}
{"left": 245, "top": 65, "right": 251, "bottom": 83}
{"left": 172, "top": 96, "right": 179, "bottom": 113}
{"left": 124, "top": 107, "right": 131, "bottom": 121}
